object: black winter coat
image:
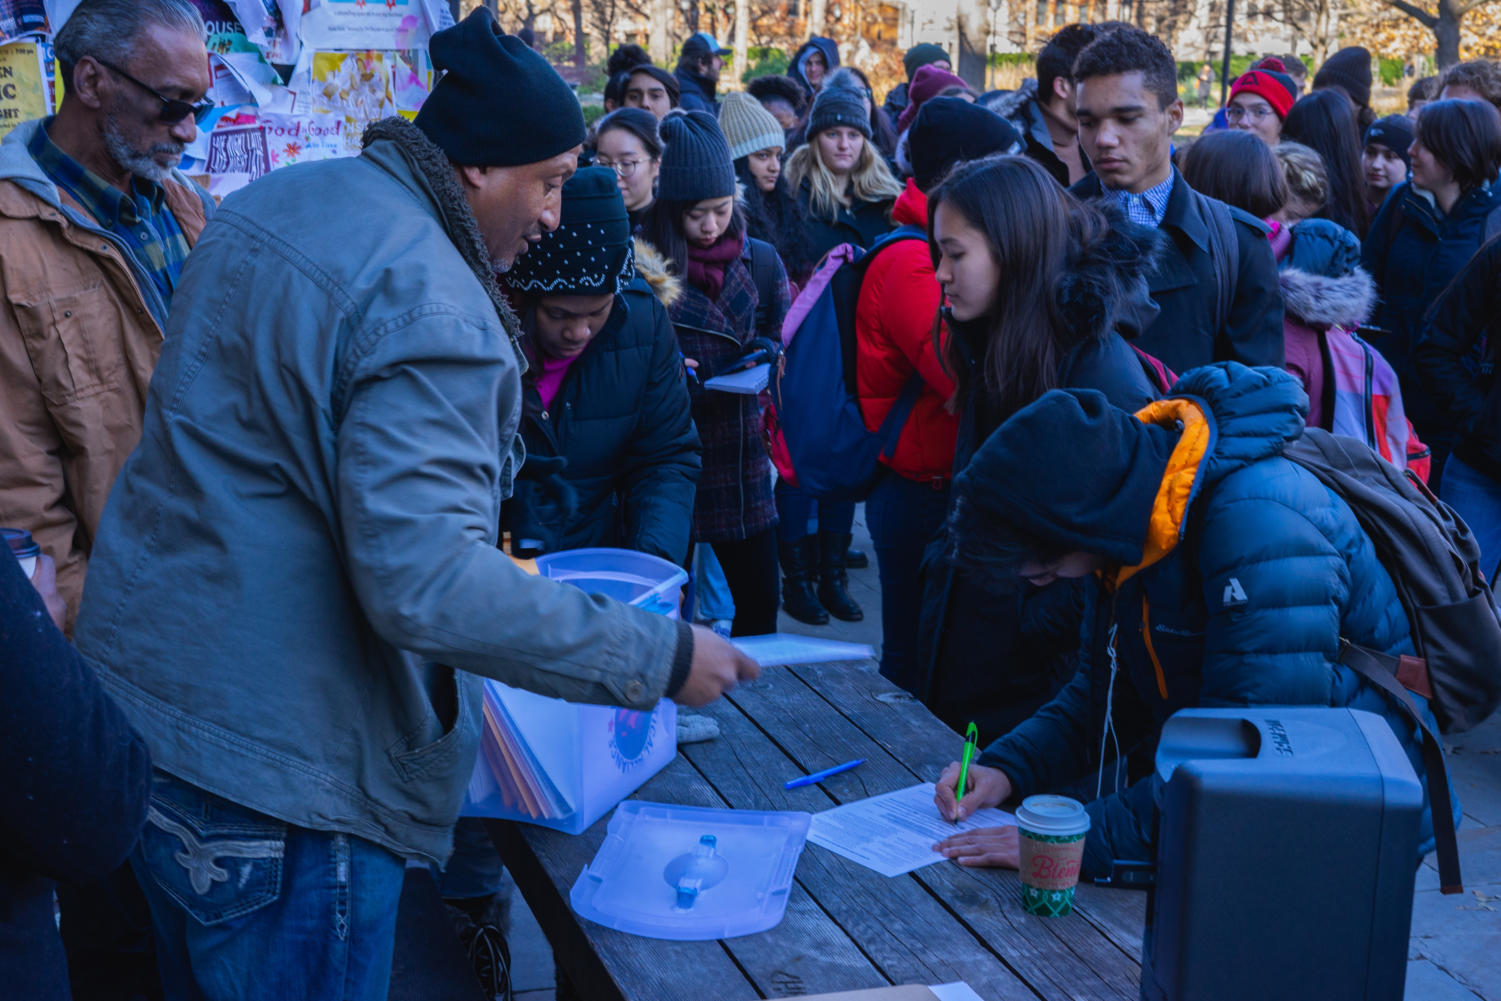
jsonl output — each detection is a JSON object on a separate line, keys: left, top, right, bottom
{"left": 505, "top": 260, "right": 702, "bottom": 565}
{"left": 0, "top": 552, "right": 151, "bottom": 1001}
{"left": 787, "top": 179, "right": 894, "bottom": 285}
{"left": 1415, "top": 233, "right": 1501, "bottom": 482}
{"left": 1362, "top": 180, "right": 1501, "bottom": 443}
{"left": 1071, "top": 168, "right": 1285, "bottom": 374}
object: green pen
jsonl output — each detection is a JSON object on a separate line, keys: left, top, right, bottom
{"left": 954, "top": 721, "right": 979, "bottom": 821}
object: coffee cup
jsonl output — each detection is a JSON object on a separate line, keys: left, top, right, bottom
{"left": 3, "top": 527, "right": 40, "bottom": 580}
{"left": 1015, "top": 794, "right": 1090, "bottom": 917}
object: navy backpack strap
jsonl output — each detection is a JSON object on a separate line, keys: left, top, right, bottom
{"left": 875, "top": 372, "right": 927, "bottom": 461}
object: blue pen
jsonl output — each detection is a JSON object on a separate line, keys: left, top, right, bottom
{"left": 784, "top": 758, "right": 865, "bottom": 789}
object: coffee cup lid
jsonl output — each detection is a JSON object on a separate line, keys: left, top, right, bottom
{"left": 1016, "top": 795, "right": 1090, "bottom": 836}
{"left": 2, "top": 527, "right": 39, "bottom": 558}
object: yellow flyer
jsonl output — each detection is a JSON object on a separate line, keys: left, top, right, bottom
{"left": 0, "top": 40, "right": 47, "bottom": 138}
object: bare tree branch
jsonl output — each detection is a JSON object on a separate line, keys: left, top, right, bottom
{"left": 1379, "top": 0, "right": 1438, "bottom": 25}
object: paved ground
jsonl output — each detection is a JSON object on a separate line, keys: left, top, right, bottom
{"left": 504, "top": 506, "right": 1501, "bottom": 1000}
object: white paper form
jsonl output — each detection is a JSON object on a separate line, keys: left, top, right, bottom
{"left": 808, "top": 782, "right": 1015, "bottom": 878}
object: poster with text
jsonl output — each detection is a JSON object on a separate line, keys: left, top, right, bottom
{"left": 299, "top": 0, "right": 428, "bottom": 53}
{"left": 0, "top": 40, "right": 47, "bottom": 138}
{"left": 261, "top": 110, "right": 349, "bottom": 168}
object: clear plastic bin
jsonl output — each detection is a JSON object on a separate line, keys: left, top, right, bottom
{"left": 461, "top": 548, "right": 685, "bottom": 834}
{"left": 536, "top": 547, "right": 688, "bottom": 619}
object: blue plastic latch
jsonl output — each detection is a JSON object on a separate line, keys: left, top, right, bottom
{"left": 664, "top": 834, "right": 729, "bottom": 910}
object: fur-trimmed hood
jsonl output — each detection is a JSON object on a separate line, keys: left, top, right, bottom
{"left": 1278, "top": 266, "right": 1375, "bottom": 330}
{"left": 632, "top": 237, "right": 682, "bottom": 307}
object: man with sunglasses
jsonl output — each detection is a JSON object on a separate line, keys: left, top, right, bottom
{"left": 0, "top": 0, "right": 213, "bottom": 631}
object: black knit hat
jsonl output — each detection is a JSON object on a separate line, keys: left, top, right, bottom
{"left": 904, "top": 43, "right": 949, "bottom": 82}
{"left": 503, "top": 167, "right": 635, "bottom": 296}
{"left": 657, "top": 110, "right": 736, "bottom": 202}
{"left": 808, "top": 85, "right": 871, "bottom": 139}
{"left": 1314, "top": 46, "right": 1373, "bottom": 109}
{"left": 1365, "top": 114, "right": 1415, "bottom": 169}
{"left": 910, "top": 98, "right": 1022, "bottom": 192}
{"left": 415, "top": 8, "right": 585, "bottom": 166}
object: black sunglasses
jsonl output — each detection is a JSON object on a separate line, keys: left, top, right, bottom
{"left": 94, "top": 58, "right": 215, "bottom": 125}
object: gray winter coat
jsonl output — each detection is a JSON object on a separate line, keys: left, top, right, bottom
{"left": 75, "top": 120, "right": 691, "bottom": 864}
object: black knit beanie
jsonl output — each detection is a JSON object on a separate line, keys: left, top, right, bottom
{"left": 808, "top": 85, "right": 871, "bottom": 139}
{"left": 415, "top": 8, "right": 585, "bottom": 166}
{"left": 904, "top": 43, "right": 949, "bottom": 82}
{"left": 1313, "top": 47, "right": 1373, "bottom": 109}
{"left": 910, "top": 98, "right": 1022, "bottom": 192}
{"left": 656, "top": 110, "right": 736, "bottom": 202}
{"left": 503, "top": 167, "right": 635, "bottom": 296}
{"left": 1365, "top": 114, "right": 1415, "bottom": 169}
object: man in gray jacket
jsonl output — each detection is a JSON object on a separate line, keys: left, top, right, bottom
{"left": 74, "top": 10, "right": 757, "bottom": 997}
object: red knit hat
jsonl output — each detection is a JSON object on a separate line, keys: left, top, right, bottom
{"left": 897, "top": 64, "right": 970, "bottom": 131}
{"left": 1229, "top": 68, "right": 1298, "bottom": 119}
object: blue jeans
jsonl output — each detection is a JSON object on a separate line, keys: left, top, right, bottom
{"left": 867, "top": 473, "right": 951, "bottom": 695}
{"left": 132, "top": 770, "right": 406, "bottom": 1001}
{"left": 438, "top": 816, "right": 506, "bottom": 901}
{"left": 691, "top": 542, "right": 737, "bottom": 622}
{"left": 1441, "top": 453, "right": 1501, "bottom": 580}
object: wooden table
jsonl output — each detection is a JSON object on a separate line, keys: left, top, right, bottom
{"left": 486, "top": 658, "right": 1148, "bottom": 1000}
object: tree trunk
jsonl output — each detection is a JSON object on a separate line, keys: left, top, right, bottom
{"left": 953, "top": 0, "right": 988, "bottom": 91}
{"left": 809, "top": 0, "right": 827, "bottom": 37}
{"left": 650, "top": 0, "right": 674, "bottom": 62}
{"left": 734, "top": 0, "right": 750, "bottom": 85}
{"left": 572, "top": 0, "right": 587, "bottom": 65}
{"left": 1434, "top": 0, "right": 1462, "bottom": 69}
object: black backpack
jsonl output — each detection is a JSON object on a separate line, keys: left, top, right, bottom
{"left": 1283, "top": 428, "right": 1501, "bottom": 893}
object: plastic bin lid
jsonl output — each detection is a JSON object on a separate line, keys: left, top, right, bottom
{"left": 535, "top": 547, "right": 688, "bottom": 615}
{"left": 569, "top": 800, "right": 811, "bottom": 940}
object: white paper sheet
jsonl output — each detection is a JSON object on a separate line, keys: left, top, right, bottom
{"left": 929, "top": 984, "right": 985, "bottom": 1001}
{"left": 730, "top": 633, "right": 874, "bottom": 667}
{"left": 808, "top": 782, "right": 1015, "bottom": 878}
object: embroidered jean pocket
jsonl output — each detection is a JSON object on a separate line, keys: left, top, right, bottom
{"left": 138, "top": 776, "right": 287, "bottom": 927}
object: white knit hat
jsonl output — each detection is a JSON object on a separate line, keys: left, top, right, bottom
{"left": 718, "top": 91, "right": 787, "bottom": 161}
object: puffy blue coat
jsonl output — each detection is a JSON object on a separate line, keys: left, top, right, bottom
{"left": 971, "top": 364, "right": 1453, "bottom": 876}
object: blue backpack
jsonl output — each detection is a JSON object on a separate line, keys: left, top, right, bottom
{"left": 769, "top": 225, "right": 927, "bottom": 500}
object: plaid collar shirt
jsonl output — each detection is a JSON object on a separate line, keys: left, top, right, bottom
{"left": 29, "top": 118, "right": 191, "bottom": 305}
{"left": 1105, "top": 170, "right": 1175, "bottom": 229}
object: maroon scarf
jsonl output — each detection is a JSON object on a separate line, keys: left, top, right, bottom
{"left": 686, "top": 232, "right": 745, "bottom": 300}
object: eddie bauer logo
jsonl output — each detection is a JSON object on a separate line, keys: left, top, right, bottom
{"left": 608, "top": 707, "right": 657, "bottom": 772}
{"left": 1266, "top": 718, "right": 1295, "bottom": 756}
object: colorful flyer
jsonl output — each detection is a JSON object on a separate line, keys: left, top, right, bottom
{"left": 260, "top": 110, "right": 349, "bottom": 167}
{"left": 310, "top": 50, "right": 393, "bottom": 155}
{"left": 0, "top": 39, "right": 48, "bottom": 138}
{"left": 0, "top": 0, "right": 46, "bottom": 40}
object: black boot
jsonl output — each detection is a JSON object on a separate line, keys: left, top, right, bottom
{"left": 818, "top": 532, "right": 864, "bottom": 621}
{"left": 779, "top": 537, "right": 829, "bottom": 625}
{"left": 844, "top": 546, "right": 869, "bottom": 569}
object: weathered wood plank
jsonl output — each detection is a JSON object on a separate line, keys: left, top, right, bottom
{"left": 732, "top": 664, "right": 1140, "bottom": 1000}
{"left": 682, "top": 693, "right": 1041, "bottom": 1000}
{"left": 789, "top": 660, "right": 1148, "bottom": 964}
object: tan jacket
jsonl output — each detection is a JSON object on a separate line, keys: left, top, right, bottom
{"left": 0, "top": 120, "right": 210, "bottom": 629}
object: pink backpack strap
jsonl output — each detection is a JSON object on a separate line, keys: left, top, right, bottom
{"left": 781, "top": 244, "right": 859, "bottom": 346}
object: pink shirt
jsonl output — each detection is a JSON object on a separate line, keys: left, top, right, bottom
{"left": 536, "top": 354, "right": 579, "bottom": 410}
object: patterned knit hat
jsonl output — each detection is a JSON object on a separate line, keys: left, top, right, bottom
{"left": 657, "top": 110, "right": 737, "bottom": 202}
{"left": 808, "top": 85, "right": 871, "bottom": 139}
{"left": 502, "top": 167, "right": 634, "bottom": 296}
{"left": 719, "top": 91, "right": 786, "bottom": 161}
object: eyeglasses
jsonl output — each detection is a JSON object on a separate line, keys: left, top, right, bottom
{"left": 94, "top": 58, "right": 215, "bottom": 125}
{"left": 1226, "top": 104, "right": 1275, "bottom": 124}
{"left": 596, "top": 157, "right": 647, "bottom": 179}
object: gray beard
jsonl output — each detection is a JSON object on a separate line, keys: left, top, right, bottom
{"left": 103, "top": 114, "right": 184, "bottom": 184}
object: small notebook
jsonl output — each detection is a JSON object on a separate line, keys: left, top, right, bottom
{"left": 704, "top": 363, "right": 770, "bottom": 395}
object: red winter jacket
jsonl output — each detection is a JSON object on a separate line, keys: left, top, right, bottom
{"left": 855, "top": 180, "right": 958, "bottom": 483}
